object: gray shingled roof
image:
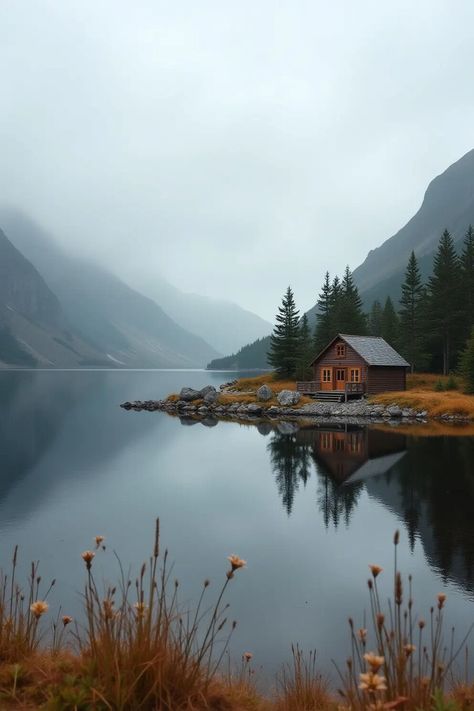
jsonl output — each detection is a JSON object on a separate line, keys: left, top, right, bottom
{"left": 340, "top": 334, "right": 410, "bottom": 367}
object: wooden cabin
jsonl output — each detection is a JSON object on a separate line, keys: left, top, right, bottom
{"left": 297, "top": 334, "right": 409, "bottom": 400}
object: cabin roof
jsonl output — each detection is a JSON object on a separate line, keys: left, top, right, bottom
{"left": 311, "top": 334, "right": 410, "bottom": 367}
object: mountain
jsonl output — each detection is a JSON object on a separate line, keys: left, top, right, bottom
{"left": 137, "top": 277, "right": 272, "bottom": 355}
{"left": 207, "top": 336, "right": 270, "bottom": 370}
{"left": 0, "top": 228, "right": 108, "bottom": 367}
{"left": 0, "top": 210, "right": 219, "bottom": 368}
{"left": 353, "top": 148, "right": 474, "bottom": 306}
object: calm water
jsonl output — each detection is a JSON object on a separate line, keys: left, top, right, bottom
{"left": 1, "top": 369, "right": 474, "bottom": 682}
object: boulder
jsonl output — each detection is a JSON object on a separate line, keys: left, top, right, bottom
{"left": 277, "top": 421, "right": 300, "bottom": 435}
{"left": 387, "top": 405, "right": 402, "bottom": 417}
{"left": 277, "top": 390, "right": 301, "bottom": 407}
{"left": 204, "top": 390, "right": 219, "bottom": 404}
{"left": 199, "top": 385, "right": 217, "bottom": 398}
{"left": 247, "top": 403, "right": 262, "bottom": 415}
{"left": 256, "top": 384, "right": 273, "bottom": 402}
{"left": 257, "top": 422, "right": 273, "bottom": 436}
{"left": 179, "top": 387, "right": 202, "bottom": 402}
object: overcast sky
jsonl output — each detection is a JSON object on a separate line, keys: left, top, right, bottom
{"left": 1, "top": 1, "right": 474, "bottom": 321}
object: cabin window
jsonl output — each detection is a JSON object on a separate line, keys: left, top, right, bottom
{"left": 320, "top": 432, "right": 332, "bottom": 450}
{"left": 336, "top": 343, "right": 346, "bottom": 357}
{"left": 321, "top": 368, "right": 332, "bottom": 383}
{"left": 349, "top": 434, "right": 362, "bottom": 453}
{"left": 349, "top": 368, "right": 361, "bottom": 383}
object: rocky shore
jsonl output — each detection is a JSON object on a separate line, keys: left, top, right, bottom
{"left": 120, "top": 382, "right": 465, "bottom": 423}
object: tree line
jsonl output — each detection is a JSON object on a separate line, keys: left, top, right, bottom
{"left": 268, "top": 226, "right": 474, "bottom": 378}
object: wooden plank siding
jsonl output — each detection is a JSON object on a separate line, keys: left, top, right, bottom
{"left": 365, "top": 366, "right": 406, "bottom": 395}
{"left": 309, "top": 336, "right": 408, "bottom": 396}
{"left": 312, "top": 341, "right": 368, "bottom": 385}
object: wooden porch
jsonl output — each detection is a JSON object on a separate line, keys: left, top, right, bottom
{"left": 296, "top": 381, "right": 366, "bottom": 402}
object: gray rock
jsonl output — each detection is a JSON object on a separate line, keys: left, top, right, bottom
{"left": 277, "top": 390, "right": 301, "bottom": 407}
{"left": 179, "top": 387, "right": 202, "bottom": 402}
{"left": 387, "top": 405, "right": 402, "bottom": 417}
{"left": 277, "top": 421, "right": 300, "bottom": 434}
{"left": 257, "top": 422, "right": 273, "bottom": 435}
{"left": 256, "top": 384, "right": 273, "bottom": 402}
{"left": 198, "top": 406, "right": 209, "bottom": 414}
{"left": 247, "top": 403, "right": 263, "bottom": 415}
{"left": 204, "top": 390, "right": 219, "bottom": 404}
{"left": 201, "top": 417, "right": 218, "bottom": 427}
{"left": 267, "top": 406, "right": 280, "bottom": 416}
{"left": 199, "top": 385, "right": 217, "bottom": 398}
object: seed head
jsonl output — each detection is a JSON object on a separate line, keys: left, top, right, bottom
{"left": 404, "top": 644, "right": 416, "bottom": 657}
{"left": 30, "top": 600, "right": 49, "bottom": 619}
{"left": 418, "top": 619, "right": 426, "bottom": 629}
{"left": 94, "top": 535, "right": 105, "bottom": 549}
{"left": 376, "top": 613, "right": 385, "bottom": 629}
{"left": 394, "top": 530, "right": 400, "bottom": 545}
{"left": 358, "top": 628, "right": 368, "bottom": 642}
{"left": 81, "top": 550, "right": 95, "bottom": 570}
{"left": 62, "top": 615, "right": 73, "bottom": 627}
{"left": 243, "top": 652, "right": 253, "bottom": 662}
{"left": 359, "top": 672, "right": 387, "bottom": 693}
{"left": 437, "top": 592, "right": 447, "bottom": 610}
{"left": 134, "top": 602, "right": 148, "bottom": 618}
{"left": 227, "top": 555, "right": 246, "bottom": 572}
{"left": 364, "top": 652, "right": 385, "bottom": 672}
{"left": 369, "top": 565, "right": 383, "bottom": 578}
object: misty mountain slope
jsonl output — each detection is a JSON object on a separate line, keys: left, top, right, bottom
{"left": 0, "top": 228, "right": 110, "bottom": 367}
{"left": 0, "top": 210, "right": 219, "bottom": 368}
{"left": 353, "top": 148, "right": 474, "bottom": 304}
{"left": 142, "top": 278, "right": 272, "bottom": 355}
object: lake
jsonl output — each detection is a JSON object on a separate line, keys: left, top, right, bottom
{"left": 1, "top": 369, "right": 474, "bottom": 684}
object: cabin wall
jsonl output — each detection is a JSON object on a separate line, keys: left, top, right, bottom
{"left": 312, "top": 339, "right": 367, "bottom": 382}
{"left": 366, "top": 367, "right": 406, "bottom": 394}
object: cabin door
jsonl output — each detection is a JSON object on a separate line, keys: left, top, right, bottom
{"left": 335, "top": 368, "right": 346, "bottom": 391}
{"left": 320, "top": 367, "right": 333, "bottom": 391}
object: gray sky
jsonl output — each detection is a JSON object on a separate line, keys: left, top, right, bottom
{"left": 1, "top": 0, "right": 474, "bottom": 321}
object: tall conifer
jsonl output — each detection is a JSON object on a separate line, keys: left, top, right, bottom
{"left": 267, "top": 286, "right": 300, "bottom": 378}
{"left": 461, "top": 225, "right": 474, "bottom": 337}
{"left": 369, "top": 300, "right": 383, "bottom": 336}
{"left": 338, "top": 266, "right": 367, "bottom": 334}
{"left": 381, "top": 296, "right": 400, "bottom": 347}
{"left": 428, "top": 230, "right": 463, "bottom": 374}
{"left": 296, "top": 313, "right": 313, "bottom": 380}
{"left": 399, "top": 251, "right": 424, "bottom": 373}
{"left": 313, "top": 271, "right": 333, "bottom": 352}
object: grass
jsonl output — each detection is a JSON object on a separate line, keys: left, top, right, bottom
{"left": 0, "top": 523, "right": 472, "bottom": 709}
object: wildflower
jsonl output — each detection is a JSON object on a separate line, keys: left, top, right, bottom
{"left": 358, "top": 628, "right": 368, "bottom": 642}
{"left": 242, "top": 652, "right": 253, "bottom": 662}
{"left": 364, "top": 652, "right": 385, "bottom": 672}
{"left": 81, "top": 550, "right": 95, "bottom": 570}
{"left": 227, "top": 555, "right": 246, "bottom": 579}
{"left": 437, "top": 592, "right": 447, "bottom": 609}
{"left": 404, "top": 644, "right": 416, "bottom": 656}
{"left": 418, "top": 619, "right": 425, "bottom": 629}
{"left": 369, "top": 564, "right": 383, "bottom": 578}
{"left": 134, "top": 601, "right": 147, "bottom": 617}
{"left": 30, "top": 600, "right": 49, "bottom": 619}
{"left": 94, "top": 535, "right": 105, "bottom": 549}
{"left": 227, "top": 555, "right": 246, "bottom": 571}
{"left": 62, "top": 615, "right": 73, "bottom": 627}
{"left": 359, "top": 671, "right": 387, "bottom": 693}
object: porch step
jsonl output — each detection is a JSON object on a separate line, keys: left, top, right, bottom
{"left": 315, "top": 391, "right": 344, "bottom": 403}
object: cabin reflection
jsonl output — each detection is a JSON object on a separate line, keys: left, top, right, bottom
{"left": 309, "top": 426, "right": 407, "bottom": 485}
{"left": 267, "top": 424, "right": 407, "bottom": 521}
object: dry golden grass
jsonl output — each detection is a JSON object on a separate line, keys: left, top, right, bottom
{"left": 0, "top": 525, "right": 471, "bottom": 710}
{"left": 374, "top": 421, "right": 474, "bottom": 437}
{"left": 232, "top": 373, "right": 296, "bottom": 393}
{"left": 371, "top": 390, "right": 474, "bottom": 418}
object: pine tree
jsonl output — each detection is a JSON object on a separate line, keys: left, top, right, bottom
{"left": 381, "top": 296, "right": 400, "bottom": 347}
{"left": 460, "top": 328, "right": 474, "bottom": 394}
{"left": 399, "top": 251, "right": 425, "bottom": 373}
{"left": 329, "top": 276, "right": 343, "bottom": 336}
{"left": 369, "top": 300, "right": 383, "bottom": 336}
{"left": 461, "top": 225, "right": 474, "bottom": 338}
{"left": 338, "top": 266, "right": 367, "bottom": 334}
{"left": 296, "top": 313, "right": 313, "bottom": 380}
{"left": 427, "top": 229, "right": 463, "bottom": 375}
{"left": 267, "top": 286, "right": 300, "bottom": 378}
{"left": 313, "top": 272, "right": 333, "bottom": 353}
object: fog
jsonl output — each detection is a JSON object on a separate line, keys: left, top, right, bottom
{"left": 1, "top": 0, "right": 474, "bottom": 320}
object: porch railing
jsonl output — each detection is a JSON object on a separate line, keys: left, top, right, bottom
{"left": 296, "top": 381, "right": 366, "bottom": 395}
